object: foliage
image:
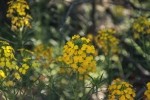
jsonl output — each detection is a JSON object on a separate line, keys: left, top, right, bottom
{"left": 0, "top": 0, "right": 150, "bottom": 100}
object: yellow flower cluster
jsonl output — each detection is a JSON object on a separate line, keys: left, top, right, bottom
{"left": 17, "top": 49, "right": 40, "bottom": 78}
{"left": 0, "top": 41, "right": 20, "bottom": 86}
{"left": 0, "top": 41, "right": 16, "bottom": 70}
{"left": 0, "top": 41, "right": 39, "bottom": 87}
{"left": 144, "top": 82, "right": 150, "bottom": 99}
{"left": 18, "top": 48, "right": 41, "bottom": 83}
{"left": 108, "top": 78, "right": 135, "bottom": 100}
{"left": 132, "top": 16, "right": 150, "bottom": 39}
{"left": 7, "top": 0, "right": 32, "bottom": 31}
{"left": 96, "top": 29, "right": 119, "bottom": 55}
{"left": 59, "top": 35, "right": 96, "bottom": 76}
{"left": 34, "top": 44, "right": 52, "bottom": 67}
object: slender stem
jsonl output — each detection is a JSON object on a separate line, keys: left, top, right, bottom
{"left": 19, "top": 29, "right": 23, "bottom": 49}
{"left": 82, "top": 75, "right": 85, "bottom": 99}
{"left": 106, "top": 49, "right": 112, "bottom": 84}
{"left": 75, "top": 72, "right": 79, "bottom": 100}
{"left": 118, "top": 60, "right": 124, "bottom": 78}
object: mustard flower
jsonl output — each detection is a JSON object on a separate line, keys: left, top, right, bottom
{"left": 7, "top": 0, "right": 32, "bottom": 31}
{"left": 108, "top": 78, "right": 136, "bottom": 100}
{"left": 0, "top": 41, "right": 22, "bottom": 84}
{"left": 18, "top": 62, "right": 29, "bottom": 75}
{"left": 33, "top": 44, "right": 52, "bottom": 67}
{"left": 59, "top": 35, "right": 96, "bottom": 76}
{"left": 3, "top": 80, "right": 15, "bottom": 87}
{"left": 144, "top": 82, "right": 150, "bottom": 99}
{"left": 0, "top": 41, "right": 16, "bottom": 69}
{"left": 0, "top": 70, "right": 6, "bottom": 78}
{"left": 0, "top": 41, "right": 40, "bottom": 88}
{"left": 131, "top": 16, "right": 150, "bottom": 39}
{"left": 96, "top": 29, "right": 119, "bottom": 55}
{"left": 14, "top": 72, "right": 21, "bottom": 80}
{"left": 18, "top": 49, "right": 40, "bottom": 75}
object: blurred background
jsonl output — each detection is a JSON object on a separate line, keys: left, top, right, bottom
{"left": 0, "top": 0, "right": 150, "bottom": 99}
{"left": 1, "top": 0, "right": 150, "bottom": 42}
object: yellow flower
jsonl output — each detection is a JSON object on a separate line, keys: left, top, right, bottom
{"left": 95, "top": 28, "right": 119, "bottom": 55}
{"left": 0, "top": 70, "right": 6, "bottom": 78}
{"left": 144, "top": 82, "right": 150, "bottom": 99}
{"left": 22, "top": 64, "right": 29, "bottom": 69}
{"left": 4, "top": 81, "right": 15, "bottom": 87}
{"left": 0, "top": 61, "right": 5, "bottom": 67}
{"left": 6, "top": 61, "right": 12, "bottom": 69}
{"left": 0, "top": 41, "right": 41, "bottom": 88}
{"left": 7, "top": 0, "right": 32, "bottom": 31}
{"left": 119, "top": 95, "right": 126, "bottom": 100}
{"left": 2, "top": 45, "right": 15, "bottom": 59}
{"left": 19, "top": 68, "right": 26, "bottom": 75}
{"left": 108, "top": 78, "right": 135, "bottom": 100}
{"left": 72, "top": 35, "right": 80, "bottom": 40}
{"left": 67, "top": 41, "right": 74, "bottom": 48}
{"left": 86, "top": 45, "right": 95, "bottom": 54}
{"left": 78, "top": 67, "right": 86, "bottom": 74}
{"left": 33, "top": 44, "right": 52, "bottom": 68}
{"left": 59, "top": 35, "right": 96, "bottom": 76}
{"left": 146, "top": 82, "right": 150, "bottom": 89}
{"left": 81, "top": 37, "right": 90, "bottom": 43}
{"left": 131, "top": 16, "right": 150, "bottom": 39}
{"left": 14, "top": 72, "right": 21, "bottom": 80}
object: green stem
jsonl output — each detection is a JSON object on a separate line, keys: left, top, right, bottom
{"left": 106, "top": 50, "right": 112, "bottom": 84}
{"left": 82, "top": 75, "right": 85, "bottom": 99}
{"left": 118, "top": 60, "right": 124, "bottom": 78}
{"left": 19, "top": 30, "right": 23, "bottom": 49}
{"left": 75, "top": 73, "right": 79, "bottom": 100}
